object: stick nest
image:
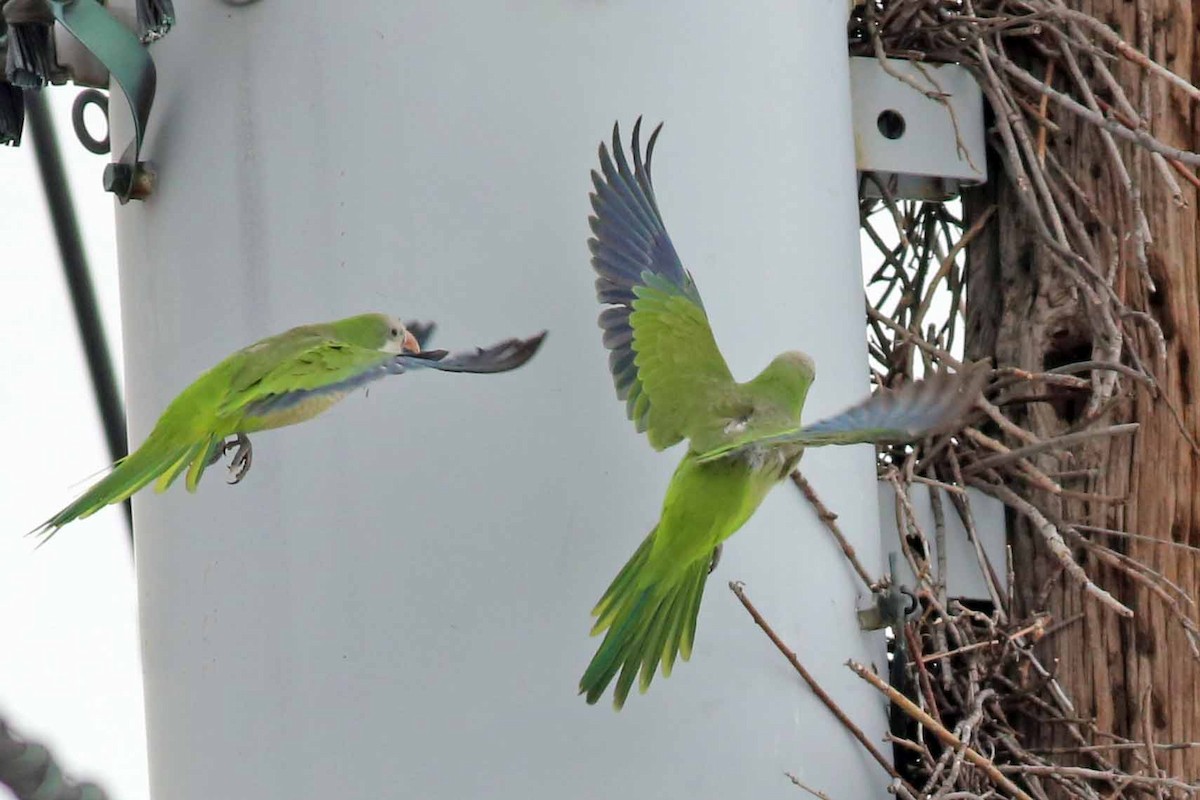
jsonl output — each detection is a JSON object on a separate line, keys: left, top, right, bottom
{"left": 738, "top": 0, "right": 1200, "bottom": 796}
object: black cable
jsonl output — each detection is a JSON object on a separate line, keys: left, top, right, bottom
{"left": 24, "top": 90, "right": 132, "bottom": 540}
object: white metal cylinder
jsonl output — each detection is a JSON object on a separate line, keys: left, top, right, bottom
{"left": 114, "top": 2, "right": 888, "bottom": 797}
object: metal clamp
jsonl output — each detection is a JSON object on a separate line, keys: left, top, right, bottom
{"left": 850, "top": 56, "right": 987, "bottom": 200}
{"left": 857, "top": 552, "right": 917, "bottom": 631}
{"left": 49, "top": 0, "right": 156, "bottom": 201}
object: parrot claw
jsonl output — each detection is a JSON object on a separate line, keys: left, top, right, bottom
{"left": 708, "top": 544, "right": 723, "bottom": 574}
{"left": 211, "top": 433, "right": 254, "bottom": 484}
{"left": 226, "top": 434, "right": 253, "bottom": 484}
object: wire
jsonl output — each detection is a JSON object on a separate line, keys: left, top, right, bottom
{"left": 25, "top": 90, "right": 132, "bottom": 543}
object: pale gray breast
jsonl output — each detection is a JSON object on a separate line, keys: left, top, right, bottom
{"left": 742, "top": 442, "right": 805, "bottom": 480}
{"left": 245, "top": 390, "right": 352, "bottom": 431}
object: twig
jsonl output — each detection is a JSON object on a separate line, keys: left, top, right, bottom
{"left": 790, "top": 471, "right": 876, "bottom": 590}
{"left": 996, "top": 765, "right": 1200, "bottom": 793}
{"left": 1033, "top": 742, "right": 1200, "bottom": 756}
{"left": 991, "top": 47, "right": 1200, "bottom": 166}
{"left": 1034, "top": 59, "right": 1054, "bottom": 164}
{"left": 846, "top": 659, "right": 1036, "bottom": 800}
{"left": 969, "top": 481, "right": 1134, "bottom": 617}
{"left": 1045, "top": 7, "right": 1200, "bottom": 105}
{"left": 729, "top": 581, "right": 910, "bottom": 790}
{"left": 1139, "top": 684, "right": 1166, "bottom": 800}
{"left": 919, "top": 616, "right": 1049, "bottom": 663}
{"left": 866, "top": 303, "right": 965, "bottom": 370}
{"left": 962, "top": 424, "right": 1139, "bottom": 475}
{"left": 786, "top": 773, "right": 834, "bottom": 799}
{"left": 1075, "top": 523, "right": 1200, "bottom": 556}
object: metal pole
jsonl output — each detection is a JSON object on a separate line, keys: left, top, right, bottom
{"left": 25, "top": 89, "right": 131, "bottom": 537}
{"left": 112, "top": 2, "right": 889, "bottom": 797}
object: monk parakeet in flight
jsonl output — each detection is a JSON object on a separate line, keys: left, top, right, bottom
{"left": 33, "top": 314, "right": 545, "bottom": 540}
{"left": 579, "top": 120, "right": 987, "bottom": 709}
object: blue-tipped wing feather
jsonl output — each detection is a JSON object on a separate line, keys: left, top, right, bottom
{"left": 397, "top": 331, "right": 547, "bottom": 374}
{"left": 697, "top": 363, "right": 988, "bottom": 461}
{"left": 588, "top": 119, "right": 734, "bottom": 449}
{"left": 786, "top": 363, "right": 987, "bottom": 445}
{"left": 244, "top": 332, "right": 546, "bottom": 417}
{"left": 589, "top": 120, "right": 684, "bottom": 438}
{"left": 403, "top": 320, "right": 437, "bottom": 351}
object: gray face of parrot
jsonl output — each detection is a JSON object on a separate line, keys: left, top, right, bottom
{"left": 378, "top": 316, "right": 421, "bottom": 354}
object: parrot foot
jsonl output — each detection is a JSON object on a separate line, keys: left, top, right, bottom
{"left": 210, "top": 433, "right": 254, "bottom": 484}
{"left": 708, "top": 544, "right": 723, "bottom": 574}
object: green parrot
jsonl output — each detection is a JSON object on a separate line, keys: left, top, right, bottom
{"left": 580, "top": 120, "right": 987, "bottom": 708}
{"left": 33, "top": 314, "right": 546, "bottom": 540}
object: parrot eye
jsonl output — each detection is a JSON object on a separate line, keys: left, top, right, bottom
{"left": 390, "top": 327, "right": 399, "bottom": 337}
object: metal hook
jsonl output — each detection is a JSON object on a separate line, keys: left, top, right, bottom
{"left": 70, "top": 87, "right": 108, "bottom": 154}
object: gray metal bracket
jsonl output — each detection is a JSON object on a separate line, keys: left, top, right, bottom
{"left": 850, "top": 56, "right": 987, "bottom": 200}
{"left": 49, "top": 0, "right": 156, "bottom": 201}
{"left": 879, "top": 483, "right": 1008, "bottom": 603}
{"left": 857, "top": 552, "right": 915, "bottom": 632}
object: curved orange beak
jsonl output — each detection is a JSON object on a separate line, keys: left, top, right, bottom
{"left": 402, "top": 329, "right": 421, "bottom": 353}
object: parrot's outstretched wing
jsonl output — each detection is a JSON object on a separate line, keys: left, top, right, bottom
{"left": 227, "top": 332, "right": 546, "bottom": 419}
{"left": 223, "top": 340, "right": 397, "bottom": 418}
{"left": 590, "top": 119, "right": 736, "bottom": 451}
{"left": 394, "top": 331, "right": 547, "bottom": 374}
{"left": 696, "top": 363, "right": 988, "bottom": 462}
{"left": 404, "top": 320, "right": 437, "bottom": 351}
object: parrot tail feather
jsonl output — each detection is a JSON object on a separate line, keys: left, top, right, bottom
{"left": 154, "top": 443, "right": 202, "bottom": 494}
{"left": 29, "top": 437, "right": 195, "bottom": 542}
{"left": 589, "top": 530, "right": 654, "bottom": 632}
{"left": 153, "top": 435, "right": 221, "bottom": 494}
{"left": 185, "top": 436, "right": 223, "bottom": 493}
{"left": 580, "top": 529, "right": 711, "bottom": 709}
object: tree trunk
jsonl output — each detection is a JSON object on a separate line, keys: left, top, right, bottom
{"left": 964, "top": 0, "right": 1200, "bottom": 780}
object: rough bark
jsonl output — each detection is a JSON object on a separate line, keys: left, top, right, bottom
{"left": 964, "top": 0, "right": 1200, "bottom": 779}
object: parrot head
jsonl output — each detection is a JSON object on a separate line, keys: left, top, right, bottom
{"left": 752, "top": 350, "right": 816, "bottom": 417}
{"left": 332, "top": 313, "right": 422, "bottom": 354}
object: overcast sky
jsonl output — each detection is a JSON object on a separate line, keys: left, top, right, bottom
{"left": 0, "top": 90, "right": 147, "bottom": 800}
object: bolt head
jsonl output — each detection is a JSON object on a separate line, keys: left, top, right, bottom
{"left": 102, "top": 162, "right": 132, "bottom": 195}
{"left": 103, "top": 161, "right": 155, "bottom": 202}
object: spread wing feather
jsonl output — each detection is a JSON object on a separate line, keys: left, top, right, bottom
{"left": 226, "top": 332, "right": 546, "bottom": 419}
{"left": 696, "top": 363, "right": 988, "bottom": 462}
{"left": 588, "top": 119, "right": 735, "bottom": 450}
